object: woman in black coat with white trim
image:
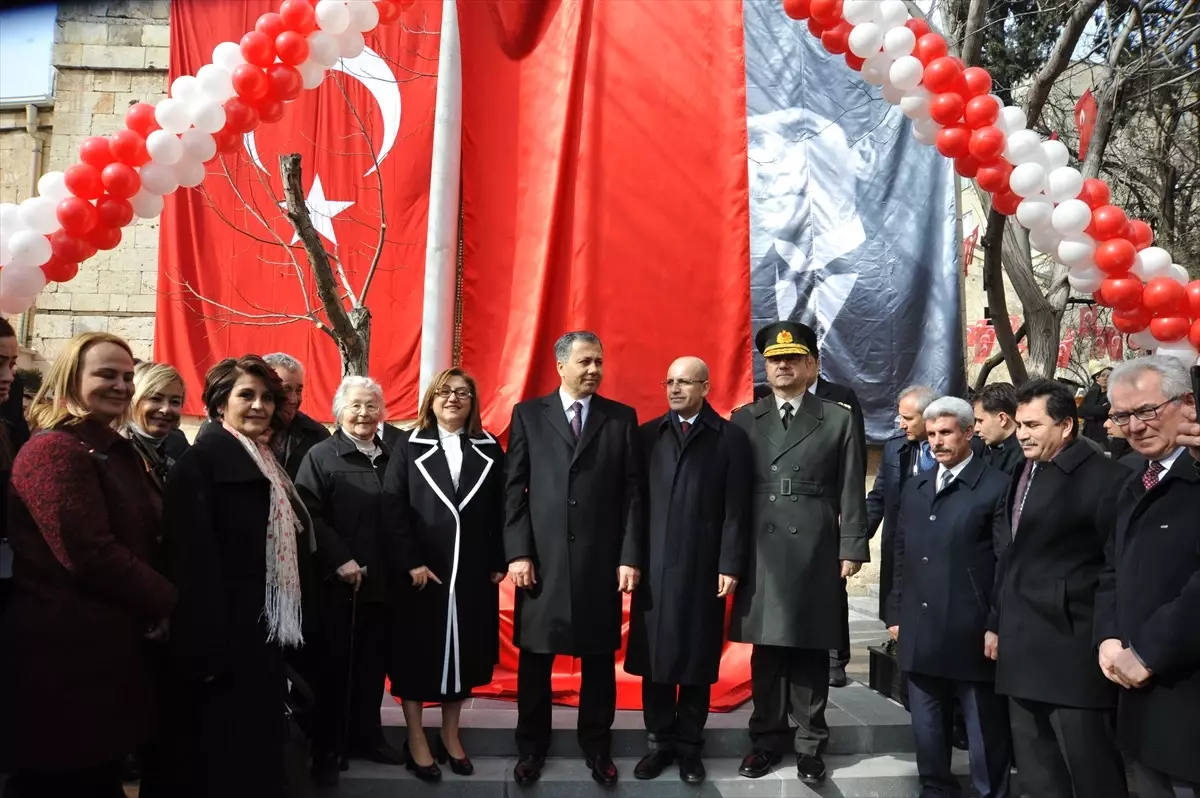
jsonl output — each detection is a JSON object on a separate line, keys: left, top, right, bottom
{"left": 383, "top": 367, "right": 505, "bottom": 781}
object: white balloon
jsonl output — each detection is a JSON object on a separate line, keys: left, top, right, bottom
{"left": 155, "top": 98, "right": 192, "bottom": 135}
{"left": 1132, "top": 247, "right": 1173, "bottom": 281}
{"left": 1166, "top": 263, "right": 1190, "bottom": 285}
{"left": 996, "top": 106, "right": 1027, "bottom": 135}
{"left": 212, "top": 41, "right": 245, "bottom": 73}
{"left": 146, "top": 129, "right": 184, "bottom": 166}
{"left": 315, "top": 0, "right": 351, "bottom": 35}
{"left": 1004, "top": 130, "right": 1043, "bottom": 165}
{"left": 0, "top": 202, "right": 21, "bottom": 230}
{"left": 1051, "top": 199, "right": 1092, "bottom": 235}
{"left": 175, "top": 158, "right": 206, "bottom": 189}
{"left": 1041, "top": 139, "right": 1070, "bottom": 171}
{"left": 1045, "top": 166, "right": 1084, "bottom": 204}
{"left": 881, "top": 83, "right": 905, "bottom": 105}
{"left": 1009, "top": 163, "right": 1047, "bottom": 198}
{"left": 181, "top": 129, "right": 217, "bottom": 163}
{"left": 876, "top": 0, "right": 909, "bottom": 30}
{"left": 1069, "top": 262, "right": 1101, "bottom": 281}
{"left": 889, "top": 56, "right": 923, "bottom": 92}
{"left": 308, "top": 31, "right": 340, "bottom": 67}
{"left": 1015, "top": 196, "right": 1054, "bottom": 230}
{"left": 130, "top": 189, "right": 165, "bottom": 220}
{"left": 18, "top": 196, "right": 60, "bottom": 235}
{"left": 883, "top": 26, "right": 916, "bottom": 58}
{"left": 0, "top": 238, "right": 10, "bottom": 268}
{"left": 6, "top": 230, "right": 52, "bottom": 268}
{"left": 848, "top": 23, "right": 884, "bottom": 58}
{"left": 299, "top": 60, "right": 326, "bottom": 90}
{"left": 37, "top": 171, "right": 72, "bottom": 203}
{"left": 196, "top": 64, "right": 235, "bottom": 102}
{"left": 1130, "top": 330, "right": 1159, "bottom": 351}
{"left": 346, "top": 0, "right": 379, "bottom": 33}
{"left": 189, "top": 98, "right": 227, "bottom": 135}
{"left": 1068, "top": 272, "right": 1104, "bottom": 293}
{"left": 900, "top": 88, "right": 931, "bottom": 121}
{"left": 1056, "top": 233, "right": 1096, "bottom": 266}
{"left": 336, "top": 29, "right": 365, "bottom": 59}
{"left": 912, "top": 124, "right": 937, "bottom": 146}
{"left": 1, "top": 264, "right": 47, "bottom": 296}
{"left": 0, "top": 292, "right": 36, "bottom": 315}
{"left": 171, "top": 75, "right": 201, "bottom": 105}
{"left": 139, "top": 163, "right": 179, "bottom": 196}
{"left": 862, "top": 53, "right": 893, "bottom": 86}
{"left": 1154, "top": 341, "right": 1200, "bottom": 363}
{"left": 843, "top": 0, "right": 876, "bottom": 25}
{"left": 1027, "top": 226, "right": 1061, "bottom": 255}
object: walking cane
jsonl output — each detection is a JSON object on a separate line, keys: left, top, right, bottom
{"left": 341, "top": 567, "right": 366, "bottom": 764}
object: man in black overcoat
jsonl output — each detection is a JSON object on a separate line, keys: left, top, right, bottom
{"left": 504, "top": 331, "right": 644, "bottom": 787}
{"left": 625, "top": 356, "right": 751, "bottom": 785}
{"left": 887, "top": 397, "right": 1010, "bottom": 798}
{"left": 986, "top": 378, "right": 1130, "bottom": 798}
{"left": 1095, "top": 357, "right": 1200, "bottom": 798}
{"left": 263, "top": 352, "right": 331, "bottom": 480}
{"left": 972, "top": 382, "right": 1024, "bottom": 475}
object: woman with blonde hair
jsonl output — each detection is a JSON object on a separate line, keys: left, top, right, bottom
{"left": 123, "top": 361, "right": 187, "bottom": 492}
{"left": 1, "top": 332, "right": 176, "bottom": 798}
{"left": 383, "top": 367, "right": 505, "bottom": 781}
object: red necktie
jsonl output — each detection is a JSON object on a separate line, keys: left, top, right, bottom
{"left": 680, "top": 420, "right": 691, "bottom": 435}
{"left": 1142, "top": 460, "right": 1164, "bottom": 491}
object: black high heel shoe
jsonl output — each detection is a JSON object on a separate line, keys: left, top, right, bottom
{"left": 403, "top": 741, "right": 442, "bottom": 783}
{"left": 436, "top": 737, "right": 475, "bottom": 776}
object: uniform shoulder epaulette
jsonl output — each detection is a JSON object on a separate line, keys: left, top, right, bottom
{"left": 730, "top": 402, "right": 754, "bottom": 415}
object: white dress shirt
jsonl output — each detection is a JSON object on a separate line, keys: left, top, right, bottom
{"left": 774, "top": 394, "right": 802, "bottom": 420}
{"left": 678, "top": 412, "right": 699, "bottom": 426}
{"left": 560, "top": 388, "right": 593, "bottom": 430}
{"left": 438, "top": 425, "right": 464, "bottom": 489}
{"left": 935, "top": 453, "right": 974, "bottom": 493}
{"left": 1154, "top": 446, "right": 1186, "bottom": 475}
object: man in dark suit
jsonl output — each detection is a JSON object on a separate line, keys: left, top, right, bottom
{"left": 504, "top": 331, "right": 644, "bottom": 787}
{"left": 986, "top": 378, "right": 1129, "bottom": 798}
{"left": 867, "top": 384, "right": 940, "bottom": 622}
{"left": 730, "top": 322, "right": 867, "bottom": 785}
{"left": 262, "top": 352, "right": 331, "bottom": 480}
{"left": 973, "top": 382, "right": 1024, "bottom": 475}
{"left": 1095, "top": 356, "right": 1200, "bottom": 798}
{"left": 626, "top": 356, "right": 751, "bottom": 785}
{"left": 887, "top": 397, "right": 1010, "bottom": 798}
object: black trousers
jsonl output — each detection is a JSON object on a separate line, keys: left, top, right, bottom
{"left": 908, "top": 672, "right": 1010, "bottom": 798}
{"left": 748, "top": 645, "right": 829, "bottom": 757}
{"left": 1133, "top": 761, "right": 1200, "bottom": 798}
{"left": 313, "top": 586, "right": 389, "bottom": 759}
{"left": 4, "top": 762, "right": 124, "bottom": 798}
{"left": 829, "top": 577, "right": 851, "bottom": 670}
{"left": 1008, "top": 697, "right": 1128, "bottom": 798}
{"left": 642, "top": 681, "right": 711, "bottom": 757}
{"left": 515, "top": 650, "right": 615, "bottom": 757}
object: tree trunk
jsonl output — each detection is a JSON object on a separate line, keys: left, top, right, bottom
{"left": 342, "top": 306, "right": 372, "bottom": 377}
{"left": 982, "top": 207, "right": 1029, "bottom": 383}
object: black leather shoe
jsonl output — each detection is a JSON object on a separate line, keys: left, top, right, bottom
{"left": 738, "top": 749, "right": 782, "bottom": 778}
{"left": 435, "top": 737, "right": 475, "bottom": 776}
{"left": 796, "top": 753, "right": 827, "bottom": 784}
{"left": 633, "top": 749, "right": 673, "bottom": 780}
{"left": 829, "top": 666, "right": 849, "bottom": 687}
{"left": 514, "top": 754, "right": 545, "bottom": 785}
{"left": 310, "top": 752, "right": 340, "bottom": 787}
{"left": 678, "top": 755, "right": 706, "bottom": 784}
{"left": 351, "top": 742, "right": 405, "bottom": 766}
{"left": 403, "top": 741, "right": 442, "bottom": 783}
{"left": 585, "top": 753, "right": 619, "bottom": 786}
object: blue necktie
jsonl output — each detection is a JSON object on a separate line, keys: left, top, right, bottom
{"left": 918, "top": 441, "right": 936, "bottom": 472}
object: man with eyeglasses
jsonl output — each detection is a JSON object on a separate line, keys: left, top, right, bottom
{"left": 1094, "top": 356, "right": 1200, "bottom": 798}
{"left": 625, "top": 357, "right": 751, "bottom": 785}
{"left": 985, "top": 377, "right": 1130, "bottom": 798}
{"left": 730, "top": 321, "right": 867, "bottom": 785}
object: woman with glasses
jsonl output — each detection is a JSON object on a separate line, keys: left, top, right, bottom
{"left": 382, "top": 368, "right": 505, "bottom": 781}
{"left": 293, "top": 376, "right": 403, "bottom": 786}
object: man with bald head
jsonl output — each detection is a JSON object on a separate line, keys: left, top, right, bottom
{"left": 625, "top": 356, "right": 752, "bottom": 784}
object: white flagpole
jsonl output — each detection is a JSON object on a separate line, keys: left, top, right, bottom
{"left": 419, "top": 0, "right": 462, "bottom": 397}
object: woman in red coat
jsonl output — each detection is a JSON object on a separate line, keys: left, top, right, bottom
{"left": 1, "top": 332, "right": 176, "bottom": 798}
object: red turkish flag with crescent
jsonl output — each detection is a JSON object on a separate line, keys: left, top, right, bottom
{"left": 155, "top": 0, "right": 440, "bottom": 421}
{"left": 1076, "top": 88, "right": 1098, "bottom": 162}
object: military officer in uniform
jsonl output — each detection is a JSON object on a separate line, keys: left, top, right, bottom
{"left": 730, "top": 321, "right": 869, "bottom": 785}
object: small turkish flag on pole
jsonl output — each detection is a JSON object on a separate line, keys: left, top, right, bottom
{"left": 1076, "top": 89, "right": 1098, "bottom": 161}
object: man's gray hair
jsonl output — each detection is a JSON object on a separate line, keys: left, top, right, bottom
{"left": 1109, "top": 355, "right": 1192, "bottom": 400}
{"left": 899, "top": 384, "right": 939, "bottom": 413}
{"left": 332, "top": 376, "right": 385, "bottom": 421}
{"left": 923, "top": 396, "right": 976, "bottom": 432}
{"left": 263, "top": 352, "right": 304, "bottom": 374}
{"left": 554, "top": 331, "right": 602, "bottom": 364}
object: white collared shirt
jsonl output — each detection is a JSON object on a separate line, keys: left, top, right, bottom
{"left": 438, "top": 424, "right": 464, "bottom": 489}
{"left": 560, "top": 388, "right": 593, "bottom": 430}
{"left": 775, "top": 393, "right": 802, "bottom": 420}
{"left": 678, "top": 412, "right": 699, "bottom": 426}
{"left": 935, "top": 453, "right": 974, "bottom": 493}
{"left": 807, "top": 380, "right": 818, "bottom": 395}
{"left": 1155, "top": 446, "right": 1186, "bottom": 475}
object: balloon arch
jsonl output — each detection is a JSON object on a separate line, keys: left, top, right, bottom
{"left": 0, "top": 0, "right": 1198, "bottom": 360}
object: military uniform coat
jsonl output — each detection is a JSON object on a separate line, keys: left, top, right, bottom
{"left": 625, "top": 403, "right": 752, "bottom": 685}
{"left": 504, "top": 392, "right": 644, "bottom": 656}
{"left": 728, "top": 392, "right": 868, "bottom": 650}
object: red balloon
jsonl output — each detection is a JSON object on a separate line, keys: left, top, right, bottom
{"left": 783, "top": 0, "right": 812, "bottom": 19}
{"left": 79, "top": 136, "right": 115, "bottom": 169}
{"left": 1093, "top": 238, "right": 1137, "bottom": 276}
{"left": 1189, "top": 318, "right": 1200, "bottom": 351}
{"left": 124, "top": 102, "right": 160, "bottom": 139}
{"left": 42, "top": 258, "right": 80, "bottom": 283}
{"left": 84, "top": 225, "right": 122, "bottom": 251}
{"left": 49, "top": 229, "right": 93, "bottom": 263}
{"left": 963, "top": 95, "right": 999, "bottom": 128}
{"left": 95, "top": 195, "right": 134, "bottom": 229}
{"left": 922, "top": 57, "right": 962, "bottom": 94}
{"left": 213, "top": 126, "right": 242, "bottom": 155}
{"left": 1126, "top": 219, "right": 1154, "bottom": 250}
{"left": 844, "top": 51, "right": 865, "bottom": 71}
{"left": 1185, "top": 279, "right": 1200, "bottom": 318}
{"left": 915, "top": 33, "right": 948, "bottom": 65}
{"left": 929, "top": 92, "right": 964, "bottom": 126}
{"left": 240, "top": 31, "right": 276, "bottom": 69}
{"left": 807, "top": 17, "right": 825, "bottom": 38}
{"left": 821, "top": 22, "right": 851, "bottom": 55}
{"left": 955, "top": 155, "right": 981, "bottom": 178}
{"left": 1143, "top": 276, "right": 1188, "bottom": 315}
{"left": 961, "top": 67, "right": 992, "bottom": 96}
{"left": 1092, "top": 289, "right": 1114, "bottom": 309}
{"left": 100, "top": 163, "right": 140, "bottom": 200}
{"left": 1150, "top": 316, "right": 1190, "bottom": 343}
{"left": 1099, "top": 277, "right": 1144, "bottom": 311}
{"left": 968, "top": 126, "right": 1006, "bottom": 161}
{"left": 375, "top": 0, "right": 400, "bottom": 25}
{"left": 992, "top": 190, "right": 1021, "bottom": 216}
{"left": 56, "top": 196, "right": 99, "bottom": 236}
{"left": 255, "top": 12, "right": 285, "bottom": 40}
{"left": 266, "top": 63, "right": 303, "bottom": 102}
{"left": 232, "top": 64, "right": 270, "bottom": 102}
{"left": 64, "top": 163, "right": 105, "bottom": 200}
{"left": 809, "top": 0, "right": 843, "bottom": 27}
{"left": 1090, "top": 205, "right": 1128, "bottom": 241}
{"left": 223, "top": 97, "right": 260, "bottom": 134}
{"left": 257, "top": 99, "right": 285, "bottom": 124}
{"left": 977, "top": 161, "right": 1012, "bottom": 194}
{"left": 275, "top": 30, "right": 310, "bottom": 66}
{"left": 1113, "top": 305, "right": 1152, "bottom": 334}
{"left": 109, "top": 129, "right": 149, "bottom": 167}
{"left": 280, "top": 0, "right": 317, "bottom": 32}
{"left": 905, "top": 19, "right": 932, "bottom": 39}
{"left": 936, "top": 126, "right": 972, "bottom": 159}
{"left": 1077, "top": 178, "right": 1110, "bottom": 209}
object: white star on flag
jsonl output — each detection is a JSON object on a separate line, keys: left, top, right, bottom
{"left": 279, "top": 175, "right": 354, "bottom": 245}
